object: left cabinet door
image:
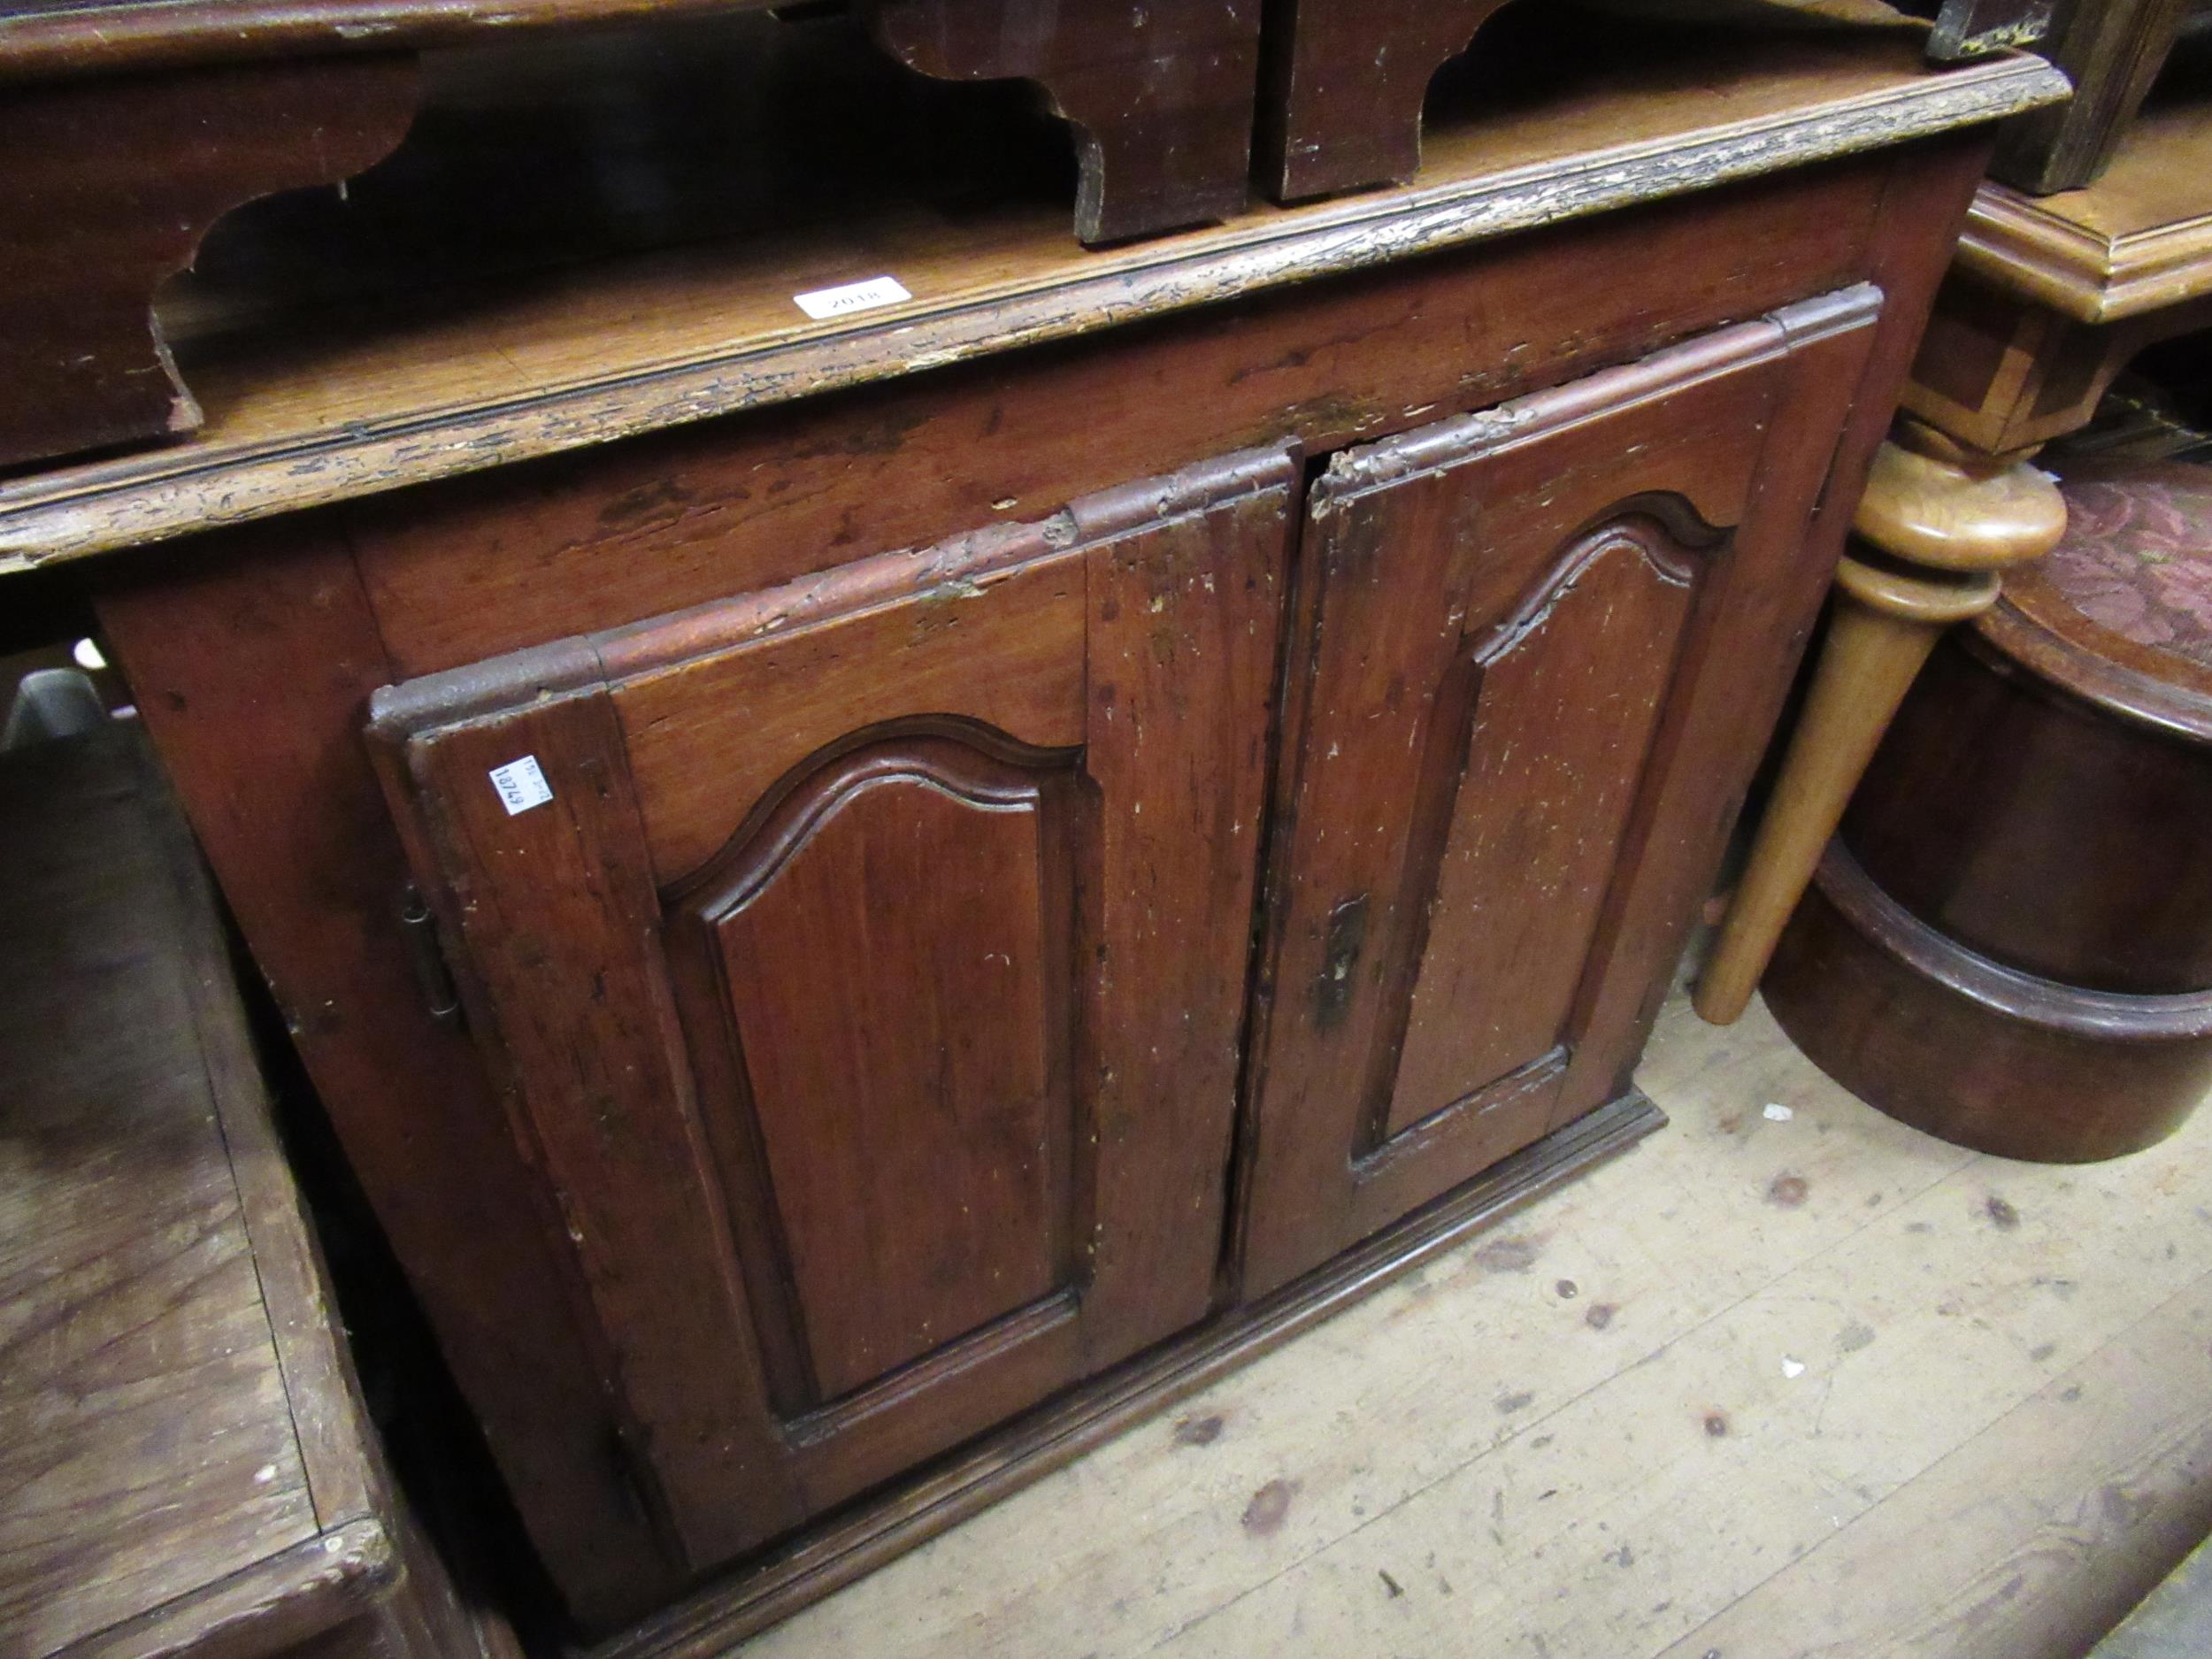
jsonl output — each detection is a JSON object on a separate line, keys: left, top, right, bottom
{"left": 366, "top": 447, "right": 1294, "bottom": 1578}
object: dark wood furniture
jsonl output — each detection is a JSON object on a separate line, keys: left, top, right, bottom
{"left": 1764, "top": 457, "right": 2212, "bottom": 1162}
{"left": 1991, "top": 0, "right": 2208, "bottom": 193}
{"left": 0, "top": 0, "right": 1267, "bottom": 472}
{"left": 1696, "top": 94, "right": 2212, "bottom": 1025}
{"left": 0, "top": 25, "right": 2062, "bottom": 1649}
{"left": 0, "top": 726, "right": 492, "bottom": 1659}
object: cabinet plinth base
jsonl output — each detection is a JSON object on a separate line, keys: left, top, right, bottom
{"left": 595, "top": 1091, "right": 1663, "bottom": 1659}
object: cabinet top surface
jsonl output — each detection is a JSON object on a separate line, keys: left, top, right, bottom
{"left": 1957, "top": 101, "right": 2212, "bottom": 324}
{"left": 0, "top": 34, "right": 2061, "bottom": 572}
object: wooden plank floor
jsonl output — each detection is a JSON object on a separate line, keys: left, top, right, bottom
{"left": 745, "top": 991, "right": 2212, "bottom": 1659}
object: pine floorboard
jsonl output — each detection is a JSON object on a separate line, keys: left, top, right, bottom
{"left": 743, "top": 992, "right": 2212, "bottom": 1659}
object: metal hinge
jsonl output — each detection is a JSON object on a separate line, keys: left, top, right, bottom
{"left": 397, "top": 880, "right": 462, "bottom": 1025}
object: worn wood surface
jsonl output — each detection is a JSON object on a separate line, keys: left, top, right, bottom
{"left": 94, "top": 534, "right": 680, "bottom": 1624}
{"left": 1237, "top": 292, "right": 1877, "bottom": 1297}
{"left": 1990, "top": 0, "right": 2191, "bottom": 195}
{"left": 0, "top": 0, "right": 775, "bottom": 77}
{"left": 0, "top": 726, "right": 482, "bottom": 1659}
{"left": 0, "top": 37, "right": 2062, "bottom": 570}
{"left": 867, "top": 0, "right": 1260, "bottom": 243}
{"left": 93, "top": 116, "right": 2001, "bottom": 1631}
{"left": 0, "top": 53, "right": 418, "bottom": 469}
{"left": 0, "top": 731, "right": 318, "bottom": 1655}
{"left": 368, "top": 449, "right": 1293, "bottom": 1614}
{"left": 596, "top": 1095, "right": 1663, "bottom": 1659}
{"left": 92, "top": 150, "right": 1896, "bottom": 1628}
{"left": 712, "top": 990, "right": 2212, "bottom": 1659}
{"left": 336, "top": 158, "right": 1890, "bottom": 684}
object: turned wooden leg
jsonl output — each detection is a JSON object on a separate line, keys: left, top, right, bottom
{"left": 866, "top": 0, "right": 1261, "bottom": 244}
{"left": 1257, "top": 0, "right": 1512, "bottom": 202}
{"left": 1694, "top": 419, "right": 2066, "bottom": 1025}
{"left": 0, "top": 56, "right": 420, "bottom": 471}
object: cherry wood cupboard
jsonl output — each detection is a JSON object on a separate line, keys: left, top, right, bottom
{"left": 26, "top": 28, "right": 2063, "bottom": 1650}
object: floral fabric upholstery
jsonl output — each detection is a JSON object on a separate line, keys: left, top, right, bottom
{"left": 2045, "top": 462, "right": 2212, "bottom": 673}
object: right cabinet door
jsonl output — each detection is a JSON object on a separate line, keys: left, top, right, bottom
{"left": 1239, "top": 288, "right": 1881, "bottom": 1295}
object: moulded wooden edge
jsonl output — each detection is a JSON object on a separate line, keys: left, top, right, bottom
{"left": 0, "top": 0, "right": 780, "bottom": 81}
{"left": 587, "top": 1090, "right": 1664, "bottom": 1659}
{"left": 1808, "top": 841, "right": 2212, "bottom": 1040}
{"left": 1955, "top": 180, "right": 2212, "bottom": 324}
{"left": 58, "top": 1518, "right": 399, "bottom": 1659}
{"left": 0, "top": 50, "right": 2066, "bottom": 573}
{"left": 363, "top": 443, "right": 1301, "bottom": 740}
{"left": 1970, "top": 580, "right": 2212, "bottom": 747}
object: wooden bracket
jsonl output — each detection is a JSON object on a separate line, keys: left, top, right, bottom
{"left": 0, "top": 54, "right": 420, "bottom": 472}
{"left": 1257, "top": 0, "right": 1514, "bottom": 204}
{"left": 864, "top": 0, "right": 1261, "bottom": 245}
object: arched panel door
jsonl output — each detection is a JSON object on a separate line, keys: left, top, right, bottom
{"left": 1236, "top": 289, "right": 1885, "bottom": 1297}
{"left": 367, "top": 446, "right": 1294, "bottom": 1578}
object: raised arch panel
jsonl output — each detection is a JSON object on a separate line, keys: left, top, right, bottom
{"left": 1379, "top": 510, "right": 1711, "bottom": 1144}
{"left": 671, "top": 729, "right": 1084, "bottom": 1409}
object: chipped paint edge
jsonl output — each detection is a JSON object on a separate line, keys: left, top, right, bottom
{"left": 0, "top": 54, "right": 2067, "bottom": 571}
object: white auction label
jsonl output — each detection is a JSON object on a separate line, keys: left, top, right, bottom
{"left": 488, "top": 755, "right": 554, "bottom": 816}
{"left": 792, "top": 274, "right": 912, "bottom": 321}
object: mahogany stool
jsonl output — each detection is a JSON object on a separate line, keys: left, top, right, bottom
{"left": 1763, "top": 457, "right": 2212, "bottom": 1162}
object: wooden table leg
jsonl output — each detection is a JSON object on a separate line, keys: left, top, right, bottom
{"left": 1693, "top": 419, "right": 2065, "bottom": 1025}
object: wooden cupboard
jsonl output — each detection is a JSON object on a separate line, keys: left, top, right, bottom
{"left": 350, "top": 283, "right": 1878, "bottom": 1617}
{"left": 366, "top": 449, "right": 1296, "bottom": 1571}
{"left": 47, "top": 33, "right": 2065, "bottom": 1647}
{"left": 1239, "top": 292, "right": 1878, "bottom": 1294}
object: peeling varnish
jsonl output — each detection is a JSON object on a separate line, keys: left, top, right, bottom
{"left": 0, "top": 57, "right": 2064, "bottom": 571}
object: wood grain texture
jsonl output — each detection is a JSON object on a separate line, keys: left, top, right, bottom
{"left": 866, "top": 0, "right": 1260, "bottom": 243}
{"left": 689, "top": 735, "right": 1079, "bottom": 1405}
{"left": 380, "top": 688, "right": 809, "bottom": 1578}
{"left": 0, "top": 0, "right": 779, "bottom": 78}
{"left": 0, "top": 731, "right": 319, "bottom": 1657}
{"left": 343, "top": 156, "right": 1890, "bottom": 684}
{"left": 594, "top": 1094, "right": 1663, "bottom": 1659}
{"left": 94, "top": 534, "right": 682, "bottom": 1628}
{"left": 370, "top": 447, "right": 1294, "bottom": 1613}
{"left": 1899, "top": 273, "right": 2211, "bottom": 455}
{"left": 0, "top": 52, "right": 419, "bottom": 469}
{"left": 0, "top": 39, "right": 2062, "bottom": 569}
{"left": 1256, "top": 0, "right": 1511, "bottom": 201}
{"left": 0, "top": 726, "right": 483, "bottom": 1659}
{"left": 1990, "top": 0, "right": 2190, "bottom": 195}
{"left": 1236, "top": 292, "right": 1878, "bottom": 1298}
